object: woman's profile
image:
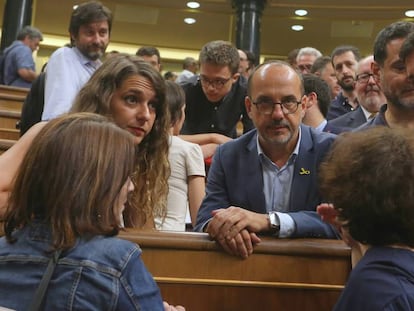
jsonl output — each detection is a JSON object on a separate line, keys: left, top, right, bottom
{"left": 0, "top": 113, "right": 182, "bottom": 311}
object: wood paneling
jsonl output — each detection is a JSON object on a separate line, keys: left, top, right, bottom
{"left": 120, "top": 230, "right": 351, "bottom": 311}
{"left": 0, "top": 86, "right": 26, "bottom": 140}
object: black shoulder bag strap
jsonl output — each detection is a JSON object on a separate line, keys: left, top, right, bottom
{"left": 28, "top": 250, "right": 62, "bottom": 311}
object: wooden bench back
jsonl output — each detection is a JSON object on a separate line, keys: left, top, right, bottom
{"left": 119, "top": 230, "right": 351, "bottom": 311}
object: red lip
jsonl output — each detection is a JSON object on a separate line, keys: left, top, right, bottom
{"left": 128, "top": 126, "right": 146, "bottom": 136}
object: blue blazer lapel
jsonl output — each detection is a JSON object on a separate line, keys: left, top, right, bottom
{"left": 244, "top": 133, "right": 267, "bottom": 213}
{"left": 290, "top": 126, "right": 315, "bottom": 211}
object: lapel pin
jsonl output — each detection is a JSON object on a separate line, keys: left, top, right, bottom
{"left": 299, "top": 167, "right": 310, "bottom": 175}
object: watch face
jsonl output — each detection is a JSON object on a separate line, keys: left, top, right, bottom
{"left": 269, "top": 212, "right": 280, "bottom": 231}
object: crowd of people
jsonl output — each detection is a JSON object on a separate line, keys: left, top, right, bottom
{"left": 1, "top": 0, "right": 414, "bottom": 309}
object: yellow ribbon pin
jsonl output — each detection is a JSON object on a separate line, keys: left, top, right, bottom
{"left": 299, "top": 168, "right": 310, "bottom": 175}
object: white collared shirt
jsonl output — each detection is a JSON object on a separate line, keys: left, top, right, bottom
{"left": 42, "top": 47, "right": 102, "bottom": 120}
{"left": 257, "top": 127, "right": 301, "bottom": 237}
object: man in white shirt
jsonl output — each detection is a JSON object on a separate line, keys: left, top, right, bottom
{"left": 41, "top": 1, "right": 112, "bottom": 120}
{"left": 175, "top": 57, "right": 198, "bottom": 84}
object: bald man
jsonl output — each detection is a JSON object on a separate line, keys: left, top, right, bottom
{"left": 194, "top": 61, "right": 338, "bottom": 258}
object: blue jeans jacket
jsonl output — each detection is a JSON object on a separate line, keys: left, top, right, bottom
{"left": 0, "top": 223, "right": 164, "bottom": 310}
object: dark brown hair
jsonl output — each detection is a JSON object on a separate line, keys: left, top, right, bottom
{"left": 69, "top": 1, "right": 112, "bottom": 37}
{"left": 4, "top": 113, "right": 135, "bottom": 251}
{"left": 320, "top": 127, "right": 414, "bottom": 246}
{"left": 165, "top": 80, "right": 185, "bottom": 126}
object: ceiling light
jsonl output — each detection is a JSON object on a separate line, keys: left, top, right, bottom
{"left": 405, "top": 10, "right": 414, "bottom": 17}
{"left": 291, "top": 25, "right": 304, "bottom": 31}
{"left": 73, "top": 5, "right": 78, "bottom": 10}
{"left": 184, "top": 18, "right": 196, "bottom": 24}
{"left": 187, "top": 2, "right": 200, "bottom": 9}
{"left": 295, "top": 9, "right": 308, "bottom": 17}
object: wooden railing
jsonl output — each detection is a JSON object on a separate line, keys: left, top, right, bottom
{"left": 0, "top": 85, "right": 29, "bottom": 98}
{"left": 0, "top": 85, "right": 27, "bottom": 141}
{"left": 119, "top": 230, "right": 351, "bottom": 311}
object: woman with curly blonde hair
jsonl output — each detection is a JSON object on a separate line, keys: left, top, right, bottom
{"left": 0, "top": 54, "right": 170, "bottom": 228}
{"left": 70, "top": 54, "right": 170, "bottom": 227}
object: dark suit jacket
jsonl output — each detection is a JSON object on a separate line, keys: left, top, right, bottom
{"left": 326, "top": 106, "right": 367, "bottom": 133}
{"left": 194, "top": 125, "right": 338, "bottom": 238}
{"left": 326, "top": 92, "right": 354, "bottom": 120}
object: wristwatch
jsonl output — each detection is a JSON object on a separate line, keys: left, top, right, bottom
{"left": 268, "top": 211, "right": 280, "bottom": 234}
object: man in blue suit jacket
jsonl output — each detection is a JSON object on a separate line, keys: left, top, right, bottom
{"left": 326, "top": 106, "right": 367, "bottom": 133}
{"left": 327, "top": 55, "right": 386, "bottom": 133}
{"left": 194, "top": 61, "right": 338, "bottom": 258}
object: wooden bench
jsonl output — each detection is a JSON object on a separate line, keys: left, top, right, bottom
{"left": 0, "top": 86, "right": 27, "bottom": 140}
{"left": 0, "top": 128, "right": 19, "bottom": 140}
{"left": 0, "top": 85, "right": 29, "bottom": 98}
{"left": 0, "top": 109, "right": 20, "bottom": 130}
{"left": 119, "top": 230, "right": 351, "bottom": 311}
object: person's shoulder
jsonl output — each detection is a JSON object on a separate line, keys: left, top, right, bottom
{"left": 171, "top": 136, "right": 201, "bottom": 152}
{"left": 353, "top": 119, "right": 376, "bottom": 132}
{"left": 219, "top": 129, "right": 256, "bottom": 152}
{"left": 179, "top": 75, "right": 199, "bottom": 89}
{"left": 49, "top": 46, "right": 75, "bottom": 60}
{"left": 11, "top": 41, "right": 29, "bottom": 52}
{"left": 328, "top": 110, "right": 352, "bottom": 126}
{"left": 175, "top": 137, "right": 204, "bottom": 163}
{"left": 303, "top": 124, "right": 336, "bottom": 141}
{"left": 301, "top": 125, "right": 337, "bottom": 150}
{"left": 76, "top": 235, "right": 142, "bottom": 268}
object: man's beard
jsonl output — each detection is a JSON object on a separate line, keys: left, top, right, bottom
{"left": 87, "top": 50, "right": 104, "bottom": 61}
{"left": 79, "top": 43, "right": 107, "bottom": 61}
{"left": 338, "top": 79, "right": 355, "bottom": 92}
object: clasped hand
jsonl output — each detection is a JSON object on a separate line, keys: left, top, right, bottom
{"left": 206, "top": 206, "right": 267, "bottom": 259}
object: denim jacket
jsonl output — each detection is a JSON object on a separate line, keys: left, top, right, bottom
{"left": 0, "top": 223, "right": 164, "bottom": 311}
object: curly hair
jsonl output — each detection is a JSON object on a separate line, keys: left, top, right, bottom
{"left": 199, "top": 40, "right": 240, "bottom": 75}
{"left": 319, "top": 127, "right": 414, "bottom": 247}
{"left": 71, "top": 54, "right": 170, "bottom": 228}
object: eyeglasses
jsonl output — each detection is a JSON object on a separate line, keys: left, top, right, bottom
{"left": 297, "top": 64, "right": 312, "bottom": 73}
{"left": 356, "top": 73, "right": 377, "bottom": 84}
{"left": 251, "top": 97, "right": 301, "bottom": 115}
{"left": 199, "top": 75, "right": 231, "bottom": 89}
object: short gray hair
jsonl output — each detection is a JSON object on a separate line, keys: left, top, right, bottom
{"left": 297, "top": 47, "right": 322, "bottom": 61}
{"left": 17, "top": 25, "right": 43, "bottom": 41}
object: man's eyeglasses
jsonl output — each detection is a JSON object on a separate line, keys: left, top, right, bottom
{"left": 297, "top": 64, "right": 312, "bottom": 73}
{"left": 251, "top": 97, "right": 301, "bottom": 115}
{"left": 356, "top": 73, "right": 377, "bottom": 84}
{"left": 199, "top": 75, "right": 231, "bottom": 89}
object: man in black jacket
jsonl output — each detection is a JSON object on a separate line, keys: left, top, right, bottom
{"left": 180, "top": 40, "right": 254, "bottom": 139}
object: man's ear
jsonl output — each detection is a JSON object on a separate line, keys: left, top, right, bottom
{"left": 245, "top": 95, "right": 253, "bottom": 118}
{"left": 372, "top": 61, "right": 381, "bottom": 82}
{"left": 305, "top": 92, "right": 317, "bottom": 109}
{"left": 70, "top": 32, "right": 77, "bottom": 45}
{"left": 300, "top": 94, "right": 307, "bottom": 118}
{"left": 232, "top": 72, "right": 240, "bottom": 83}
